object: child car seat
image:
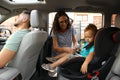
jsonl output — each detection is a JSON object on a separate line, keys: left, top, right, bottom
{"left": 58, "top": 27, "right": 120, "bottom": 80}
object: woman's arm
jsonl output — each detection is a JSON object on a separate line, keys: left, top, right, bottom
{"left": 53, "top": 37, "right": 75, "bottom": 53}
{"left": 72, "top": 35, "right": 77, "bottom": 49}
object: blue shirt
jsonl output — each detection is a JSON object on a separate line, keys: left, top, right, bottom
{"left": 79, "top": 42, "right": 94, "bottom": 57}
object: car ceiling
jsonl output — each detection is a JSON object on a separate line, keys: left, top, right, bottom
{"left": 0, "top": 0, "right": 120, "bottom": 14}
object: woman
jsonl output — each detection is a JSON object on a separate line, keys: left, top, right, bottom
{"left": 41, "top": 11, "right": 77, "bottom": 77}
{"left": 51, "top": 11, "right": 77, "bottom": 56}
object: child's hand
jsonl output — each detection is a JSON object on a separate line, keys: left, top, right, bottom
{"left": 80, "top": 62, "right": 88, "bottom": 74}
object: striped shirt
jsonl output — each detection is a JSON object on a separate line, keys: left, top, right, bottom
{"left": 52, "top": 27, "right": 75, "bottom": 54}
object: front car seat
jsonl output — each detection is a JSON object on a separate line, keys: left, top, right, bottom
{"left": 58, "top": 27, "right": 120, "bottom": 80}
{"left": 0, "top": 10, "right": 48, "bottom": 80}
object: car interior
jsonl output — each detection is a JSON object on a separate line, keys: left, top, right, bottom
{"left": 0, "top": 0, "right": 120, "bottom": 80}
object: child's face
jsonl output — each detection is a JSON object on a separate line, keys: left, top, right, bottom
{"left": 84, "top": 30, "right": 94, "bottom": 43}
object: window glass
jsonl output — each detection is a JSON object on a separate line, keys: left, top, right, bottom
{"left": 111, "top": 14, "right": 117, "bottom": 27}
{"left": 0, "top": 16, "right": 17, "bottom": 33}
{"left": 0, "top": 15, "right": 6, "bottom": 24}
{"left": 111, "top": 14, "right": 120, "bottom": 28}
{"left": 49, "top": 12, "right": 103, "bottom": 42}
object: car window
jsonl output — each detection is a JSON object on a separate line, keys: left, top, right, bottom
{"left": 1, "top": 16, "right": 17, "bottom": 33}
{"left": 49, "top": 12, "right": 103, "bottom": 41}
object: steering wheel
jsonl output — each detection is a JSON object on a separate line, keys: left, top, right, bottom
{"left": 0, "top": 27, "right": 12, "bottom": 44}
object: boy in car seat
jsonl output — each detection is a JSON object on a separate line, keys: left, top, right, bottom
{"left": 41, "top": 23, "right": 98, "bottom": 75}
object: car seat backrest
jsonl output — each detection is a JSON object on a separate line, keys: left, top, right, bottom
{"left": 92, "top": 27, "right": 120, "bottom": 63}
{"left": 112, "top": 31, "right": 120, "bottom": 43}
{"left": 7, "top": 10, "right": 48, "bottom": 80}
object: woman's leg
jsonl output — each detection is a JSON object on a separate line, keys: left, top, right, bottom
{"left": 41, "top": 54, "right": 70, "bottom": 72}
{"left": 50, "top": 54, "right": 70, "bottom": 69}
{"left": 46, "top": 53, "right": 69, "bottom": 62}
{"left": 52, "top": 52, "right": 69, "bottom": 60}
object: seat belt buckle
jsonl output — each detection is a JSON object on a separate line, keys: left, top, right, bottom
{"left": 87, "top": 71, "right": 100, "bottom": 80}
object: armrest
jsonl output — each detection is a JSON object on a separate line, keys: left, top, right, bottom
{"left": 0, "top": 67, "right": 22, "bottom": 80}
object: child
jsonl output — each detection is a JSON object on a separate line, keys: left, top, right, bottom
{"left": 41, "top": 23, "right": 98, "bottom": 74}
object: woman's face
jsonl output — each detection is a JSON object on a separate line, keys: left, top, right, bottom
{"left": 84, "top": 30, "right": 94, "bottom": 43}
{"left": 58, "top": 16, "right": 68, "bottom": 30}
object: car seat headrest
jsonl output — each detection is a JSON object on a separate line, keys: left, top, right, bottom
{"left": 94, "top": 27, "right": 120, "bottom": 59}
{"left": 30, "top": 10, "right": 40, "bottom": 28}
{"left": 112, "top": 31, "right": 120, "bottom": 43}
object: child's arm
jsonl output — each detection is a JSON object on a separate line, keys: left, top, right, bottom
{"left": 80, "top": 52, "right": 95, "bottom": 74}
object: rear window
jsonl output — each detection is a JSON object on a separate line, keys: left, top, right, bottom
{"left": 48, "top": 12, "right": 103, "bottom": 41}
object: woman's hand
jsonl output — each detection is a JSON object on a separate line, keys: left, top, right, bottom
{"left": 63, "top": 47, "right": 76, "bottom": 54}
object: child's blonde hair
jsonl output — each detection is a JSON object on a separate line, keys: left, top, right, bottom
{"left": 84, "top": 24, "right": 98, "bottom": 37}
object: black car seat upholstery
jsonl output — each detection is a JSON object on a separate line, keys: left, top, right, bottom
{"left": 58, "top": 27, "right": 120, "bottom": 80}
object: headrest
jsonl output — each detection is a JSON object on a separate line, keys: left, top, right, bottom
{"left": 112, "top": 31, "right": 120, "bottom": 43}
{"left": 30, "top": 10, "right": 40, "bottom": 28}
{"left": 94, "top": 27, "right": 120, "bottom": 58}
